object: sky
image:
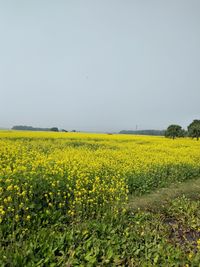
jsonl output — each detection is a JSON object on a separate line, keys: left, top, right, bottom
{"left": 0, "top": 0, "right": 200, "bottom": 132}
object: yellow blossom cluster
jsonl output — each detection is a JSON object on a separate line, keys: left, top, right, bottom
{"left": 0, "top": 131, "right": 200, "bottom": 224}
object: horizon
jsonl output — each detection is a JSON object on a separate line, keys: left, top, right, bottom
{"left": 0, "top": 120, "right": 197, "bottom": 132}
{"left": 1, "top": 123, "right": 197, "bottom": 133}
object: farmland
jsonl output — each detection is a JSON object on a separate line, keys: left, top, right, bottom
{"left": 1, "top": 131, "right": 200, "bottom": 266}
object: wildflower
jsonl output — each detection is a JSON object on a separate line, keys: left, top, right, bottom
{"left": 197, "top": 239, "right": 200, "bottom": 249}
{"left": 26, "top": 215, "right": 31, "bottom": 221}
{"left": 188, "top": 252, "right": 193, "bottom": 259}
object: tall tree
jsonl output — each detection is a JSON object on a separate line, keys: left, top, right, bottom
{"left": 165, "top": 125, "right": 185, "bottom": 139}
{"left": 188, "top": 120, "right": 200, "bottom": 140}
{"left": 50, "top": 127, "right": 59, "bottom": 132}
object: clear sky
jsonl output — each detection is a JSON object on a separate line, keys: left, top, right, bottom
{"left": 0, "top": 0, "right": 199, "bottom": 132}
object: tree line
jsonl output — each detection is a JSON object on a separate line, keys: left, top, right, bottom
{"left": 12, "top": 125, "right": 60, "bottom": 132}
{"left": 119, "top": 130, "right": 165, "bottom": 136}
{"left": 165, "top": 120, "right": 200, "bottom": 140}
{"left": 12, "top": 120, "right": 200, "bottom": 140}
{"left": 11, "top": 125, "right": 79, "bottom": 133}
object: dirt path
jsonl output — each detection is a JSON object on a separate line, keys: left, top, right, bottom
{"left": 128, "top": 177, "right": 200, "bottom": 210}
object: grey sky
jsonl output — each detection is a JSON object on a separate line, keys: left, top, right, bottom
{"left": 0, "top": 0, "right": 199, "bottom": 132}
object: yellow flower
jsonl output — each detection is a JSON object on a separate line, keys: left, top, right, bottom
{"left": 197, "top": 239, "right": 200, "bottom": 249}
{"left": 26, "top": 215, "right": 31, "bottom": 221}
{"left": 188, "top": 252, "right": 193, "bottom": 259}
{"left": 7, "top": 185, "right": 13, "bottom": 191}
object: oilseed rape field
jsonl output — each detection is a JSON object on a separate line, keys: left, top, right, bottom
{"left": 1, "top": 131, "right": 200, "bottom": 266}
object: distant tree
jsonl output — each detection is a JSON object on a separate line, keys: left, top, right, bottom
{"left": 12, "top": 125, "right": 34, "bottom": 131}
{"left": 188, "top": 120, "right": 200, "bottom": 140}
{"left": 61, "top": 129, "right": 68, "bottom": 132}
{"left": 165, "top": 125, "right": 185, "bottom": 139}
{"left": 50, "top": 127, "right": 59, "bottom": 132}
{"left": 119, "top": 130, "right": 165, "bottom": 136}
{"left": 12, "top": 125, "right": 53, "bottom": 131}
